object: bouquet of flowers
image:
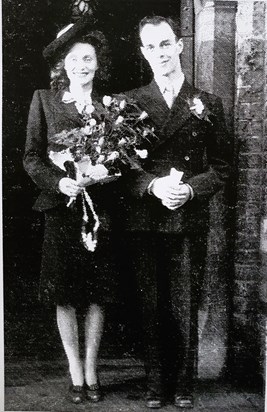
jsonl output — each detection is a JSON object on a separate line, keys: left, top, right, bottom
{"left": 49, "top": 95, "right": 158, "bottom": 251}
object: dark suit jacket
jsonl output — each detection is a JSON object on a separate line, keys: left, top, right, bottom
{"left": 24, "top": 89, "right": 117, "bottom": 230}
{"left": 117, "top": 79, "right": 231, "bottom": 233}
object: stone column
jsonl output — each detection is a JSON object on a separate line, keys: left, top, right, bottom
{"left": 194, "top": 0, "right": 237, "bottom": 379}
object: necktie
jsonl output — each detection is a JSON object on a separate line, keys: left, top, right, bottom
{"left": 163, "top": 86, "right": 175, "bottom": 109}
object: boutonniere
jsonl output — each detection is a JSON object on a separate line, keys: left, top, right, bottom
{"left": 188, "top": 96, "right": 213, "bottom": 125}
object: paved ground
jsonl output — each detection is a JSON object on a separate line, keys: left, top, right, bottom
{"left": 5, "top": 358, "right": 264, "bottom": 412}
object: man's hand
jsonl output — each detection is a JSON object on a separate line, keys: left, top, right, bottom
{"left": 150, "top": 176, "right": 180, "bottom": 200}
{"left": 161, "top": 183, "right": 191, "bottom": 210}
{"left": 58, "top": 177, "right": 83, "bottom": 197}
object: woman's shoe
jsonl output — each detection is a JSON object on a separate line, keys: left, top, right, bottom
{"left": 174, "top": 394, "right": 194, "bottom": 408}
{"left": 84, "top": 382, "right": 102, "bottom": 402}
{"left": 68, "top": 385, "right": 84, "bottom": 404}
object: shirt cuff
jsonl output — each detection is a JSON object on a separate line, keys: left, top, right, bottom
{"left": 185, "top": 183, "right": 194, "bottom": 200}
{"left": 147, "top": 178, "right": 158, "bottom": 195}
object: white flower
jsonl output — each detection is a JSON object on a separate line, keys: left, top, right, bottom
{"left": 98, "top": 136, "right": 105, "bottom": 146}
{"left": 96, "top": 154, "right": 105, "bottom": 164}
{"left": 89, "top": 118, "right": 97, "bottom": 126}
{"left": 82, "top": 125, "right": 92, "bottom": 135}
{"left": 103, "top": 95, "right": 112, "bottom": 107}
{"left": 138, "top": 111, "right": 148, "bottom": 120}
{"left": 115, "top": 115, "right": 124, "bottom": 125}
{"left": 143, "top": 129, "right": 149, "bottom": 137}
{"left": 190, "top": 98, "right": 204, "bottom": 115}
{"left": 96, "top": 146, "right": 101, "bottom": 154}
{"left": 106, "top": 151, "right": 119, "bottom": 161}
{"left": 118, "top": 138, "right": 126, "bottom": 145}
{"left": 135, "top": 148, "right": 148, "bottom": 159}
{"left": 119, "top": 99, "right": 126, "bottom": 110}
{"left": 84, "top": 104, "right": 95, "bottom": 115}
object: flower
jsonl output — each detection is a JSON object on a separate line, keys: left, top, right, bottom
{"left": 138, "top": 111, "right": 148, "bottom": 120}
{"left": 135, "top": 148, "right": 148, "bottom": 159}
{"left": 89, "top": 118, "right": 97, "bottom": 126}
{"left": 191, "top": 98, "right": 204, "bottom": 115}
{"left": 106, "top": 151, "right": 120, "bottom": 161}
{"left": 119, "top": 99, "right": 126, "bottom": 110}
{"left": 118, "top": 138, "right": 126, "bottom": 145}
{"left": 103, "top": 95, "right": 112, "bottom": 107}
{"left": 188, "top": 96, "right": 213, "bottom": 125}
{"left": 84, "top": 104, "right": 95, "bottom": 115}
{"left": 115, "top": 115, "right": 124, "bottom": 125}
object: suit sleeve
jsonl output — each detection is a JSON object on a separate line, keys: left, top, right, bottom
{"left": 117, "top": 89, "right": 158, "bottom": 198}
{"left": 23, "top": 90, "right": 66, "bottom": 192}
{"left": 186, "top": 96, "right": 232, "bottom": 198}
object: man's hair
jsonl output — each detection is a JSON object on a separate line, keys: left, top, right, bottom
{"left": 139, "top": 15, "right": 181, "bottom": 42}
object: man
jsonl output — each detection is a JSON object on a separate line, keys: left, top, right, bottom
{"left": 118, "top": 16, "right": 231, "bottom": 409}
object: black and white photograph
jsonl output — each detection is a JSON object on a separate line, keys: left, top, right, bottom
{"left": 3, "top": 0, "right": 267, "bottom": 411}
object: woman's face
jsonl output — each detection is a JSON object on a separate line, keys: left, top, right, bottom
{"left": 64, "top": 42, "right": 98, "bottom": 87}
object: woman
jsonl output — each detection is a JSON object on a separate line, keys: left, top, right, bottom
{"left": 24, "top": 16, "right": 116, "bottom": 404}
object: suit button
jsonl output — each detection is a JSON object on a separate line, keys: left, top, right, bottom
{"left": 192, "top": 131, "right": 197, "bottom": 137}
{"left": 184, "top": 156, "right": 190, "bottom": 161}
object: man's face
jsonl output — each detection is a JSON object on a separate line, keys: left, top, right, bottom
{"left": 140, "top": 22, "right": 183, "bottom": 77}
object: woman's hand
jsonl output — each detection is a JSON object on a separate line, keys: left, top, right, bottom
{"left": 58, "top": 177, "right": 83, "bottom": 197}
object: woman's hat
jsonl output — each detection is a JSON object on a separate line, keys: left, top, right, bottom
{"left": 43, "top": 15, "right": 94, "bottom": 64}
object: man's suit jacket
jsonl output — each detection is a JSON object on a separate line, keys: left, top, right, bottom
{"left": 118, "top": 79, "right": 231, "bottom": 234}
{"left": 24, "top": 89, "right": 117, "bottom": 230}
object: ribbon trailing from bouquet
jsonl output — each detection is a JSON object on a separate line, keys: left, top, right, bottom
{"left": 80, "top": 188, "right": 100, "bottom": 252}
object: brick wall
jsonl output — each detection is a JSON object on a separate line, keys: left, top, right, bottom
{"left": 232, "top": 0, "right": 267, "bottom": 380}
{"left": 194, "top": 0, "right": 267, "bottom": 381}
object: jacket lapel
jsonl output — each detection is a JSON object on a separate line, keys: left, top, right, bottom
{"left": 135, "top": 79, "right": 198, "bottom": 151}
{"left": 160, "top": 79, "right": 196, "bottom": 140}
{"left": 52, "top": 90, "right": 84, "bottom": 126}
{"left": 133, "top": 80, "right": 170, "bottom": 130}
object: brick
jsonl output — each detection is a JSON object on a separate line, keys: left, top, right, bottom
{"left": 235, "top": 236, "right": 261, "bottom": 251}
{"left": 237, "top": 101, "right": 264, "bottom": 120}
{"left": 235, "top": 199, "right": 262, "bottom": 215}
{"left": 235, "top": 263, "right": 261, "bottom": 281}
{"left": 237, "top": 121, "right": 263, "bottom": 143}
{"left": 235, "top": 249, "right": 261, "bottom": 264}
{"left": 235, "top": 217, "right": 261, "bottom": 236}
{"left": 238, "top": 153, "right": 263, "bottom": 169}
{"left": 237, "top": 87, "right": 265, "bottom": 102}
{"left": 238, "top": 169, "right": 263, "bottom": 186}
{"left": 237, "top": 185, "right": 262, "bottom": 202}
{"left": 253, "top": 1, "right": 266, "bottom": 37}
{"left": 233, "top": 296, "right": 249, "bottom": 313}
{"left": 238, "top": 68, "right": 265, "bottom": 90}
{"left": 232, "top": 313, "right": 250, "bottom": 327}
{"left": 234, "top": 279, "right": 259, "bottom": 296}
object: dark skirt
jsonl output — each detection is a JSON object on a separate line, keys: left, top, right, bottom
{"left": 39, "top": 200, "right": 118, "bottom": 309}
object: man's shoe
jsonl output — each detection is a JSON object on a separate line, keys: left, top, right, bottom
{"left": 68, "top": 385, "right": 84, "bottom": 404}
{"left": 145, "top": 390, "right": 163, "bottom": 409}
{"left": 174, "top": 394, "right": 194, "bottom": 408}
{"left": 84, "top": 382, "right": 102, "bottom": 402}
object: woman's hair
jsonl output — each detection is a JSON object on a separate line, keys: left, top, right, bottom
{"left": 50, "top": 30, "right": 110, "bottom": 91}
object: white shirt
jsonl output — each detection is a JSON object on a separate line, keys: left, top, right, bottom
{"left": 155, "top": 72, "right": 185, "bottom": 108}
{"left": 62, "top": 90, "right": 93, "bottom": 114}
